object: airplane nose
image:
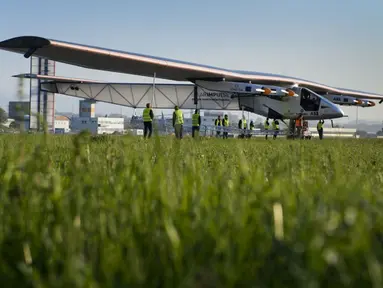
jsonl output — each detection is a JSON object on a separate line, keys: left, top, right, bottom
{"left": 334, "top": 105, "right": 344, "bottom": 118}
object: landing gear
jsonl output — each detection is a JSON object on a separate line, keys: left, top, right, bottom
{"left": 286, "top": 118, "right": 311, "bottom": 140}
{"left": 286, "top": 119, "right": 296, "bottom": 139}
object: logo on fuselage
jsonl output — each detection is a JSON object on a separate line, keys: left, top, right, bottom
{"left": 198, "top": 91, "right": 232, "bottom": 101}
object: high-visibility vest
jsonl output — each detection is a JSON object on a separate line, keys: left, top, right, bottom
{"left": 143, "top": 108, "right": 152, "bottom": 122}
{"left": 296, "top": 118, "right": 302, "bottom": 127}
{"left": 223, "top": 118, "right": 229, "bottom": 126}
{"left": 242, "top": 119, "right": 247, "bottom": 129}
{"left": 317, "top": 122, "right": 323, "bottom": 129}
{"left": 250, "top": 125, "right": 254, "bottom": 130}
{"left": 215, "top": 119, "right": 222, "bottom": 126}
{"left": 174, "top": 110, "right": 184, "bottom": 125}
{"left": 272, "top": 121, "right": 279, "bottom": 130}
{"left": 192, "top": 113, "right": 200, "bottom": 127}
{"left": 264, "top": 121, "right": 269, "bottom": 130}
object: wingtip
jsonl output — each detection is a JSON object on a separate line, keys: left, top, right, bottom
{"left": 12, "top": 73, "right": 36, "bottom": 79}
{"left": 0, "top": 36, "right": 50, "bottom": 49}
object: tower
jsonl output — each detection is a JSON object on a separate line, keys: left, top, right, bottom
{"left": 29, "top": 57, "right": 56, "bottom": 131}
{"left": 79, "top": 100, "right": 96, "bottom": 118}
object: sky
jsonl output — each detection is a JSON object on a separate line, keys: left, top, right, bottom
{"left": 1, "top": 0, "right": 383, "bottom": 126}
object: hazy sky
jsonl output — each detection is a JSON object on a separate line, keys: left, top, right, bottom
{"left": 1, "top": 0, "right": 383, "bottom": 125}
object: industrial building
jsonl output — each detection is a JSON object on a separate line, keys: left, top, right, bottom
{"left": 6, "top": 96, "right": 125, "bottom": 135}
{"left": 8, "top": 101, "right": 30, "bottom": 120}
{"left": 54, "top": 115, "right": 70, "bottom": 134}
{"left": 29, "top": 56, "right": 56, "bottom": 131}
{"left": 69, "top": 100, "right": 124, "bottom": 134}
{"left": 70, "top": 117, "right": 124, "bottom": 134}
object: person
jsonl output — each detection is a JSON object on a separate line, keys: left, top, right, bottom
{"left": 238, "top": 116, "right": 247, "bottom": 138}
{"left": 222, "top": 114, "right": 229, "bottom": 139}
{"left": 272, "top": 119, "right": 279, "bottom": 139}
{"left": 172, "top": 106, "right": 184, "bottom": 139}
{"left": 249, "top": 120, "right": 255, "bottom": 138}
{"left": 142, "top": 103, "right": 154, "bottom": 138}
{"left": 250, "top": 120, "right": 255, "bottom": 130}
{"left": 215, "top": 115, "right": 222, "bottom": 137}
{"left": 295, "top": 115, "right": 303, "bottom": 139}
{"left": 192, "top": 109, "right": 201, "bottom": 138}
{"left": 317, "top": 119, "right": 324, "bottom": 139}
{"left": 264, "top": 118, "right": 270, "bottom": 140}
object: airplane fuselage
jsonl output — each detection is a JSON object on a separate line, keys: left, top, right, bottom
{"left": 194, "top": 80, "right": 344, "bottom": 120}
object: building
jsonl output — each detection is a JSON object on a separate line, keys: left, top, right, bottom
{"left": 79, "top": 99, "right": 96, "bottom": 118}
{"left": 70, "top": 117, "right": 124, "bottom": 134}
{"left": 69, "top": 100, "right": 125, "bottom": 134}
{"left": 29, "top": 57, "right": 56, "bottom": 131}
{"left": 5, "top": 115, "right": 30, "bottom": 131}
{"left": 54, "top": 115, "right": 70, "bottom": 133}
{"left": 8, "top": 101, "right": 30, "bottom": 120}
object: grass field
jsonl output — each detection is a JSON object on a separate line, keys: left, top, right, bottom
{"left": 0, "top": 133, "right": 382, "bottom": 287}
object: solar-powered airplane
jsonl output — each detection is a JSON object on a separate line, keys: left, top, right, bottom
{"left": 1, "top": 35, "right": 382, "bottom": 121}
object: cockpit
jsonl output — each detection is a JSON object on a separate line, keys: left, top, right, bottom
{"left": 300, "top": 88, "right": 321, "bottom": 111}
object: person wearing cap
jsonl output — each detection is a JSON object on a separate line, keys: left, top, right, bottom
{"left": 172, "top": 106, "right": 184, "bottom": 139}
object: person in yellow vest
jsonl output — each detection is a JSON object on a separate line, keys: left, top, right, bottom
{"left": 272, "top": 119, "right": 279, "bottom": 139}
{"left": 317, "top": 119, "right": 324, "bottom": 140}
{"left": 222, "top": 114, "right": 229, "bottom": 139}
{"left": 192, "top": 109, "right": 201, "bottom": 138}
{"left": 142, "top": 103, "right": 154, "bottom": 138}
{"left": 264, "top": 118, "right": 270, "bottom": 140}
{"left": 172, "top": 106, "right": 184, "bottom": 139}
{"left": 215, "top": 115, "right": 222, "bottom": 137}
{"left": 242, "top": 117, "right": 247, "bottom": 130}
{"left": 238, "top": 116, "right": 247, "bottom": 138}
{"left": 249, "top": 120, "right": 255, "bottom": 138}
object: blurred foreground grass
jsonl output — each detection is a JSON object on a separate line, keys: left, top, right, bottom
{"left": 0, "top": 133, "right": 382, "bottom": 287}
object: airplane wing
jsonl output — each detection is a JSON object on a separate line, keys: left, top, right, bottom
{"left": 14, "top": 74, "right": 239, "bottom": 110}
{"left": 1, "top": 35, "right": 383, "bottom": 100}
